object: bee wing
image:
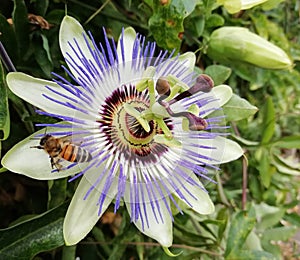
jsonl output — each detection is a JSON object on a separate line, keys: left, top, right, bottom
{"left": 59, "top": 135, "right": 83, "bottom": 146}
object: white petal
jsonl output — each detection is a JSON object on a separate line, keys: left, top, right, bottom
{"left": 125, "top": 199, "right": 173, "bottom": 247}
{"left": 186, "top": 135, "right": 243, "bottom": 165}
{"left": 64, "top": 168, "right": 118, "bottom": 245}
{"left": 178, "top": 52, "right": 196, "bottom": 72}
{"left": 212, "top": 84, "right": 233, "bottom": 106}
{"left": 175, "top": 172, "right": 214, "bottom": 214}
{"left": 59, "top": 16, "right": 95, "bottom": 78}
{"left": 221, "top": 138, "right": 244, "bottom": 163}
{"left": 156, "top": 52, "right": 196, "bottom": 84}
{"left": 6, "top": 72, "right": 92, "bottom": 120}
{"left": 198, "top": 84, "right": 233, "bottom": 118}
{"left": 1, "top": 126, "right": 85, "bottom": 180}
{"left": 117, "top": 27, "right": 137, "bottom": 63}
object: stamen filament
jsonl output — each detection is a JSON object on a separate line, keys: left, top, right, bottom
{"left": 147, "top": 79, "right": 156, "bottom": 106}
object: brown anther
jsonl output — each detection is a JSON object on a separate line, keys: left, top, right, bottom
{"left": 168, "top": 74, "right": 214, "bottom": 106}
{"left": 156, "top": 78, "right": 171, "bottom": 96}
{"left": 195, "top": 74, "right": 214, "bottom": 93}
{"left": 188, "top": 116, "right": 208, "bottom": 131}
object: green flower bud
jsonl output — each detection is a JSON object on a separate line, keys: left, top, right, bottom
{"left": 218, "top": 0, "right": 268, "bottom": 14}
{"left": 207, "top": 27, "right": 293, "bottom": 70}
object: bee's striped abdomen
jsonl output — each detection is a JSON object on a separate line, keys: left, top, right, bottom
{"left": 75, "top": 146, "right": 92, "bottom": 162}
{"left": 60, "top": 145, "right": 92, "bottom": 163}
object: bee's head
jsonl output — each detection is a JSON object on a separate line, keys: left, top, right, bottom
{"left": 40, "top": 134, "right": 52, "bottom": 146}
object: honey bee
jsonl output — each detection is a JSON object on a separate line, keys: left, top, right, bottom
{"left": 31, "top": 134, "right": 92, "bottom": 171}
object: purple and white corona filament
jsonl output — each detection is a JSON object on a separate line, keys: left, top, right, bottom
{"left": 3, "top": 16, "right": 243, "bottom": 246}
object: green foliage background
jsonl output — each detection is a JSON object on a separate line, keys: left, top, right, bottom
{"left": 0, "top": 0, "right": 299, "bottom": 259}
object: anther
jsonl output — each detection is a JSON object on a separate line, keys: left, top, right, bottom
{"left": 195, "top": 74, "right": 214, "bottom": 93}
{"left": 156, "top": 77, "right": 171, "bottom": 96}
{"left": 155, "top": 74, "right": 213, "bottom": 132}
{"left": 168, "top": 74, "right": 214, "bottom": 105}
{"left": 156, "top": 78, "right": 172, "bottom": 105}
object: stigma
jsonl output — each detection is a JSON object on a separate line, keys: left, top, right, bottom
{"left": 132, "top": 73, "right": 214, "bottom": 136}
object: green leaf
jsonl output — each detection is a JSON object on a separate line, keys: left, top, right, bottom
{"left": 0, "top": 202, "right": 68, "bottom": 260}
{"left": 149, "top": 0, "right": 198, "bottom": 51}
{"left": 184, "top": 15, "right": 205, "bottom": 39}
{"left": 216, "top": 208, "right": 229, "bottom": 242}
{"left": 271, "top": 154, "right": 300, "bottom": 175}
{"left": 174, "top": 220, "right": 214, "bottom": 245}
{"left": 205, "top": 13, "right": 225, "bottom": 28}
{"left": 272, "top": 135, "right": 300, "bottom": 149}
{"left": 108, "top": 225, "right": 137, "bottom": 260}
{"left": 48, "top": 179, "right": 67, "bottom": 209}
{"left": 257, "top": 208, "right": 285, "bottom": 230}
{"left": 0, "top": 14, "right": 18, "bottom": 64}
{"left": 231, "top": 134, "right": 260, "bottom": 146}
{"left": 62, "top": 245, "right": 76, "bottom": 260}
{"left": 227, "top": 250, "right": 276, "bottom": 260}
{"left": 250, "top": 12, "right": 269, "bottom": 39}
{"left": 245, "top": 231, "right": 263, "bottom": 251}
{"left": 204, "top": 65, "right": 232, "bottom": 85}
{"left": 255, "top": 148, "right": 275, "bottom": 188}
{"left": 261, "top": 97, "right": 275, "bottom": 144}
{"left": 222, "top": 94, "right": 258, "bottom": 121}
{"left": 7, "top": 90, "right": 35, "bottom": 133}
{"left": 225, "top": 206, "right": 256, "bottom": 258}
{"left": 0, "top": 62, "right": 10, "bottom": 140}
{"left": 91, "top": 227, "right": 112, "bottom": 256}
{"left": 34, "top": 0, "right": 49, "bottom": 16}
{"left": 254, "top": 202, "right": 282, "bottom": 219}
{"left": 33, "top": 32, "right": 53, "bottom": 78}
{"left": 13, "top": 0, "right": 30, "bottom": 61}
{"left": 262, "top": 226, "right": 298, "bottom": 242}
{"left": 261, "top": 0, "right": 285, "bottom": 10}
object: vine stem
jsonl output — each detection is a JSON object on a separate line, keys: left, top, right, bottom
{"left": 68, "top": 0, "right": 148, "bottom": 29}
{"left": 81, "top": 241, "right": 222, "bottom": 256}
{"left": 242, "top": 154, "right": 248, "bottom": 210}
{"left": 232, "top": 122, "right": 248, "bottom": 210}
{"left": 84, "top": 0, "right": 111, "bottom": 25}
{"left": 0, "top": 41, "right": 16, "bottom": 72}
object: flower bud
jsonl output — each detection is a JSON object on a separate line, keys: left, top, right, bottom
{"left": 218, "top": 0, "right": 268, "bottom": 14}
{"left": 206, "top": 27, "right": 293, "bottom": 70}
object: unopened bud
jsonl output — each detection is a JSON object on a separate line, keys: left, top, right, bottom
{"left": 207, "top": 27, "right": 293, "bottom": 70}
{"left": 218, "top": 0, "right": 268, "bottom": 14}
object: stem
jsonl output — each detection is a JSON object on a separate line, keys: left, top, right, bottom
{"left": 80, "top": 241, "right": 222, "bottom": 256}
{"left": 232, "top": 122, "right": 247, "bottom": 210}
{"left": 0, "top": 41, "right": 16, "bottom": 72}
{"left": 84, "top": 0, "right": 111, "bottom": 25}
{"left": 242, "top": 155, "right": 248, "bottom": 210}
{"left": 216, "top": 172, "right": 230, "bottom": 206}
{"left": 69, "top": 0, "right": 148, "bottom": 30}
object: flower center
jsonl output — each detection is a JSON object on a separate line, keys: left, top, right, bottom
{"left": 98, "top": 85, "right": 172, "bottom": 163}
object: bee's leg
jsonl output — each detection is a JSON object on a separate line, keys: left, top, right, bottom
{"left": 51, "top": 157, "right": 63, "bottom": 171}
{"left": 50, "top": 156, "right": 55, "bottom": 169}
